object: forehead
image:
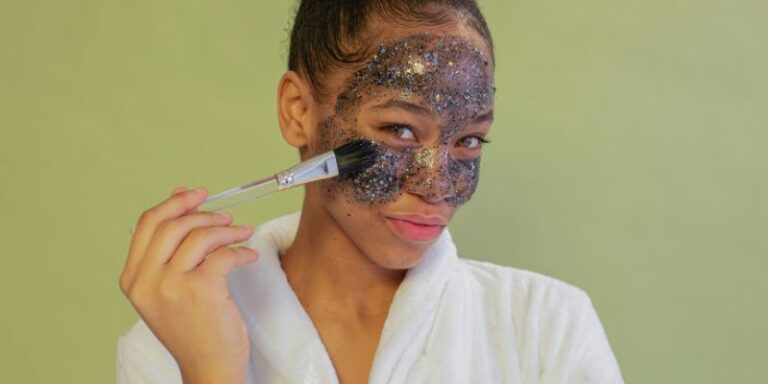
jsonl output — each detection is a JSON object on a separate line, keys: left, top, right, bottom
{"left": 332, "top": 33, "right": 494, "bottom": 118}
{"left": 362, "top": 34, "right": 491, "bottom": 90}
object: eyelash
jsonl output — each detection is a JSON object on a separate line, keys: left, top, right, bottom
{"left": 380, "top": 124, "right": 416, "bottom": 142}
{"left": 379, "top": 123, "right": 491, "bottom": 149}
{"left": 461, "top": 136, "right": 491, "bottom": 147}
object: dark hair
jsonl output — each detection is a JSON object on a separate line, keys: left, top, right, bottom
{"left": 287, "top": 0, "right": 494, "bottom": 103}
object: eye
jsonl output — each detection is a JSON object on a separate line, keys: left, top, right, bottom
{"left": 381, "top": 124, "right": 416, "bottom": 141}
{"left": 457, "top": 135, "right": 490, "bottom": 149}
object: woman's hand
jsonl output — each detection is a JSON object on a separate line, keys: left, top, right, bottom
{"left": 119, "top": 187, "right": 259, "bottom": 384}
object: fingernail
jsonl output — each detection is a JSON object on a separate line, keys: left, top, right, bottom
{"left": 241, "top": 225, "right": 253, "bottom": 231}
{"left": 217, "top": 212, "right": 231, "bottom": 220}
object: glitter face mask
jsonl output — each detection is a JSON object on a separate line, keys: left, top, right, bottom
{"left": 315, "top": 33, "right": 495, "bottom": 207}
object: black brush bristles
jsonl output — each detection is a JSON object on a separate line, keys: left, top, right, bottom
{"left": 333, "top": 140, "right": 378, "bottom": 178}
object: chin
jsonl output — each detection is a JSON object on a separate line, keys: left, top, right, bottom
{"left": 368, "top": 240, "right": 434, "bottom": 270}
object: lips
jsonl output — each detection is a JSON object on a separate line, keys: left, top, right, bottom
{"left": 384, "top": 213, "right": 447, "bottom": 242}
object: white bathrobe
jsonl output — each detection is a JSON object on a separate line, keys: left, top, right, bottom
{"left": 117, "top": 212, "right": 624, "bottom": 383}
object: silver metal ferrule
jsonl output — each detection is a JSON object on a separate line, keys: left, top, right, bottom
{"left": 275, "top": 150, "right": 339, "bottom": 190}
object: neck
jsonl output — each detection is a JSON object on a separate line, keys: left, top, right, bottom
{"left": 280, "top": 194, "right": 405, "bottom": 319}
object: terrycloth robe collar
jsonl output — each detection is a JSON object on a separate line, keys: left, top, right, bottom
{"left": 228, "top": 211, "right": 458, "bottom": 384}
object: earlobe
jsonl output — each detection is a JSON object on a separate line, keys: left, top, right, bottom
{"left": 277, "top": 71, "right": 313, "bottom": 148}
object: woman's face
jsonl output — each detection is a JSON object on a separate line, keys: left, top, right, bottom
{"left": 304, "top": 26, "right": 495, "bottom": 269}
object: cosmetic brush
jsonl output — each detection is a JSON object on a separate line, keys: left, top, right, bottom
{"left": 201, "top": 139, "right": 377, "bottom": 211}
{"left": 129, "top": 140, "right": 377, "bottom": 234}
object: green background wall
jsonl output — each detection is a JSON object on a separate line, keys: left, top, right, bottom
{"left": 1, "top": 1, "right": 765, "bottom": 382}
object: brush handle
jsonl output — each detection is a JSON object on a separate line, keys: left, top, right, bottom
{"left": 127, "top": 150, "right": 341, "bottom": 235}
{"left": 202, "top": 150, "right": 338, "bottom": 212}
{"left": 200, "top": 175, "right": 280, "bottom": 212}
{"left": 128, "top": 176, "right": 279, "bottom": 235}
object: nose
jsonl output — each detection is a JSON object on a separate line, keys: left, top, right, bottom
{"left": 403, "top": 145, "right": 456, "bottom": 203}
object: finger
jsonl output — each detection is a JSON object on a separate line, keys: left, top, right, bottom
{"left": 170, "top": 225, "right": 254, "bottom": 272}
{"left": 198, "top": 246, "right": 260, "bottom": 278}
{"left": 123, "top": 187, "right": 207, "bottom": 282}
{"left": 172, "top": 187, "right": 203, "bottom": 214}
{"left": 140, "top": 211, "right": 233, "bottom": 270}
{"left": 132, "top": 187, "right": 207, "bottom": 254}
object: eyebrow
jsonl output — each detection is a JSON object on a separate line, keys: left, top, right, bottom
{"left": 371, "top": 99, "right": 433, "bottom": 116}
{"left": 371, "top": 98, "right": 494, "bottom": 124}
{"left": 473, "top": 110, "right": 494, "bottom": 124}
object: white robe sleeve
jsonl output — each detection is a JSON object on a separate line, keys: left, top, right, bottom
{"left": 116, "top": 319, "right": 183, "bottom": 384}
{"left": 538, "top": 284, "right": 624, "bottom": 384}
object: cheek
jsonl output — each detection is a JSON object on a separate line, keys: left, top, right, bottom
{"left": 349, "top": 149, "right": 403, "bottom": 203}
{"left": 322, "top": 144, "right": 409, "bottom": 205}
{"left": 314, "top": 116, "right": 365, "bottom": 154}
{"left": 445, "top": 157, "right": 481, "bottom": 206}
{"left": 314, "top": 108, "right": 409, "bottom": 205}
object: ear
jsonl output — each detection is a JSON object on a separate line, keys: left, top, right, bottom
{"left": 277, "top": 71, "right": 315, "bottom": 148}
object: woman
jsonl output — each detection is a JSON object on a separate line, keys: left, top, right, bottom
{"left": 117, "top": 1, "right": 624, "bottom": 383}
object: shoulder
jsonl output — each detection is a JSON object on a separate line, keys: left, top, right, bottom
{"left": 117, "top": 319, "right": 181, "bottom": 383}
{"left": 454, "top": 258, "right": 594, "bottom": 315}
{"left": 453, "top": 259, "right": 624, "bottom": 383}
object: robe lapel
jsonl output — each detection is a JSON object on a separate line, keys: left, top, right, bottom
{"left": 230, "top": 212, "right": 339, "bottom": 383}
{"left": 368, "top": 229, "right": 458, "bottom": 384}
{"left": 229, "top": 212, "right": 459, "bottom": 384}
